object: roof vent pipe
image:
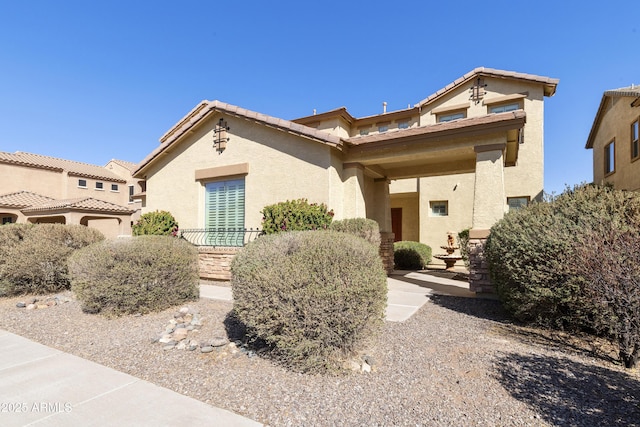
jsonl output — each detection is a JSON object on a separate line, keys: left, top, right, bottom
{"left": 383, "top": 102, "right": 387, "bottom": 114}
{"left": 313, "top": 109, "right": 316, "bottom": 115}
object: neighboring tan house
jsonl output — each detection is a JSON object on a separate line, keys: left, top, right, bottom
{"left": 133, "top": 67, "right": 558, "bottom": 291}
{"left": 0, "top": 151, "right": 143, "bottom": 237}
{"left": 586, "top": 85, "right": 640, "bottom": 190}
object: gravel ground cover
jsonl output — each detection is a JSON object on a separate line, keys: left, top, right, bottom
{"left": 1, "top": 291, "right": 639, "bottom": 426}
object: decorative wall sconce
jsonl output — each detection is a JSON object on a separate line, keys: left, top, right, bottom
{"left": 470, "top": 77, "right": 487, "bottom": 104}
{"left": 214, "top": 118, "right": 230, "bottom": 153}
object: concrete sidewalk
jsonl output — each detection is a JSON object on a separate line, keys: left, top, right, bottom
{"left": 200, "top": 269, "right": 479, "bottom": 323}
{"left": 0, "top": 330, "right": 262, "bottom": 427}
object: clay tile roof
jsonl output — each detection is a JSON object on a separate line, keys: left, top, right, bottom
{"left": 21, "top": 197, "right": 135, "bottom": 214}
{"left": 107, "top": 159, "right": 139, "bottom": 172}
{"left": 135, "top": 100, "right": 343, "bottom": 177}
{"left": 603, "top": 85, "right": 640, "bottom": 97}
{"left": 416, "top": 67, "right": 559, "bottom": 108}
{"left": 346, "top": 110, "right": 526, "bottom": 146}
{"left": 0, "top": 151, "right": 126, "bottom": 182}
{"left": 0, "top": 191, "right": 56, "bottom": 208}
{"left": 586, "top": 85, "right": 640, "bottom": 149}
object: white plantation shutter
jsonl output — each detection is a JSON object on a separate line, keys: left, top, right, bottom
{"left": 205, "top": 179, "right": 245, "bottom": 229}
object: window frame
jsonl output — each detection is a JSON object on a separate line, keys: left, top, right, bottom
{"left": 437, "top": 111, "right": 465, "bottom": 123}
{"left": 204, "top": 178, "right": 246, "bottom": 246}
{"left": 631, "top": 118, "right": 639, "bottom": 161}
{"left": 128, "top": 185, "right": 135, "bottom": 203}
{"left": 605, "top": 139, "right": 615, "bottom": 175}
{"left": 507, "top": 196, "right": 530, "bottom": 211}
{"left": 429, "top": 200, "right": 448, "bottom": 217}
{"left": 489, "top": 103, "right": 520, "bottom": 114}
{"left": 95, "top": 181, "right": 104, "bottom": 190}
{"left": 78, "top": 179, "right": 87, "bottom": 188}
{"left": 111, "top": 184, "right": 119, "bottom": 192}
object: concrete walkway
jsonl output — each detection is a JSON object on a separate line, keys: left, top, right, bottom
{"left": 200, "top": 269, "right": 480, "bottom": 323}
{"left": 0, "top": 330, "right": 262, "bottom": 427}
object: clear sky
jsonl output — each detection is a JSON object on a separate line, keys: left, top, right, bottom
{"left": 1, "top": 0, "right": 638, "bottom": 196}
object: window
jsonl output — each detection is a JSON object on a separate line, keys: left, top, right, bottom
{"left": 398, "top": 121, "right": 409, "bottom": 129}
{"left": 111, "top": 184, "right": 119, "bottom": 192}
{"left": 605, "top": 140, "right": 615, "bottom": 174}
{"left": 507, "top": 197, "right": 530, "bottom": 211}
{"left": 95, "top": 182, "right": 104, "bottom": 190}
{"left": 129, "top": 185, "right": 135, "bottom": 203}
{"left": 359, "top": 128, "right": 369, "bottom": 136}
{"left": 430, "top": 201, "right": 448, "bottom": 217}
{"left": 438, "top": 112, "right": 464, "bottom": 123}
{"left": 378, "top": 125, "right": 388, "bottom": 133}
{"left": 205, "top": 178, "right": 245, "bottom": 246}
{"left": 490, "top": 103, "right": 520, "bottom": 114}
{"left": 78, "top": 179, "right": 87, "bottom": 188}
{"left": 632, "top": 119, "right": 639, "bottom": 160}
{"left": 2, "top": 216, "right": 14, "bottom": 225}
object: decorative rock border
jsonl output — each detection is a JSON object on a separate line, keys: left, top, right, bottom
{"left": 16, "top": 295, "right": 72, "bottom": 310}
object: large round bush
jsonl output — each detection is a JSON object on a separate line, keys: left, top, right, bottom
{"left": 69, "top": 236, "right": 199, "bottom": 316}
{"left": 486, "top": 184, "right": 640, "bottom": 329}
{"left": 231, "top": 230, "right": 387, "bottom": 373}
{"left": 0, "top": 224, "right": 104, "bottom": 296}
{"left": 394, "top": 241, "right": 432, "bottom": 270}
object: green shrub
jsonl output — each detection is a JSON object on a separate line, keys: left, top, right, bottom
{"left": 329, "top": 218, "right": 381, "bottom": 246}
{"left": 69, "top": 236, "right": 199, "bottom": 316}
{"left": 394, "top": 241, "right": 432, "bottom": 270}
{"left": 0, "top": 224, "right": 104, "bottom": 296}
{"left": 132, "top": 210, "right": 179, "bottom": 236}
{"left": 457, "top": 228, "right": 470, "bottom": 268}
{"left": 261, "top": 199, "right": 334, "bottom": 234}
{"left": 231, "top": 230, "right": 387, "bottom": 373}
{"left": 486, "top": 184, "right": 640, "bottom": 329}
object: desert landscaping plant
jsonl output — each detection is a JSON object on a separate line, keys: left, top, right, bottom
{"left": 0, "top": 224, "right": 104, "bottom": 296}
{"left": 393, "top": 241, "right": 432, "bottom": 270}
{"left": 329, "top": 217, "right": 381, "bottom": 247}
{"left": 261, "top": 199, "right": 334, "bottom": 234}
{"left": 231, "top": 230, "right": 387, "bottom": 373}
{"left": 69, "top": 236, "right": 199, "bottom": 316}
{"left": 132, "top": 210, "right": 179, "bottom": 236}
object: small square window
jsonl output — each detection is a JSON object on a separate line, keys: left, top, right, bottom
{"left": 95, "top": 182, "right": 104, "bottom": 190}
{"left": 430, "top": 201, "right": 448, "bottom": 217}
{"left": 631, "top": 119, "right": 639, "bottom": 160}
{"left": 2, "top": 216, "right": 14, "bottom": 224}
{"left": 359, "top": 128, "right": 369, "bottom": 136}
{"left": 111, "top": 184, "right": 119, "bottom": 192}
{"left": 78, "top": 179, "right": 87, "bottom": 188}
{"left": 378, "top": 125, "right": 388, "bottom": 133}
{"left": 398, "top": 121, "right": 409, "bottom": 129}
{"left": 605, "top": 140, "right": 615, "bottom": 174}
{"left": 438, "top": 112, "right": 465, "bottom": 123}
{"left": 507, "top": 197, "right": 530, "bottom": 211}
{"left": 490, "top": 103, "right": 520, "bottom": 114}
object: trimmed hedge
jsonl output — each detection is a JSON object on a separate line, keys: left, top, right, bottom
{"left": 394, "top": 241, "right": 432, "bottom": 270}
{"left": 261, "top": 199, "right": 334, "bottom": 234}
{"left": 329, "top": 218, "right": 381, "bottom": 247}
{"left": 132, "top": 210, "right": 179, "bottom": 236}
{"left": 0, "top": 224, "right": 104, "bottom": 296}
{"left": 69, "top": 236, "right": 199, "bottom": 316}
{"left": 231, "top": 230, "right": 387, "bottom": 373}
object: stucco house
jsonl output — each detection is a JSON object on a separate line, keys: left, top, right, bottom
{"left": 586, "top": 85, "right": 640, "bottom": 190}
{"left": 133, "top": 67, "right": 558, "bottom": 291}
{"left": 0, "top": 151, "right": 143, "bottom": 237}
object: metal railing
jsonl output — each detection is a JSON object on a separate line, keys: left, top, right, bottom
{"left": 178, "top": 228, "right": 264, "bottom": 247}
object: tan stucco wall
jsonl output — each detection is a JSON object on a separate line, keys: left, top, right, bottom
{"left": 590, "top": 98, "right": 640, "bottom": 191}
{"left": 0, "top": 164, "right": 65, "bottom": 198}
{"left": 142, "top": 114, "right": 344, "bottom": 229}
{"left": 389, "top": 191, "right": 420, "bottom": 242}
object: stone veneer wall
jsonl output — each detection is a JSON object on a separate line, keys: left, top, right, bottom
{"left": 467, "top": 230, "right": 492, "bottom": 293}
{"left": 197, "top": 247, "right": 241, "bottom": 281}
{"left": 197, "top": 232, "right": 395, "bottom": 281}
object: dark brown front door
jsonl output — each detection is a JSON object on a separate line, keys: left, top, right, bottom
{"left": 391, "top": 208, "right": 402, "bottom": 242}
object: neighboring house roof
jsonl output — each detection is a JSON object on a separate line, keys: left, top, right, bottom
{"left": 416, "top": 67, "right": 559, "bottom": 108}
{"left": 345, "top": 110, "right": 527, "bottom": 146}
{"left": 0, "top": 191, "right": 134, "bottom": 215}
{"left": 0, "top": 191, "right": 56, "bottom": 208}
{"left": 107, "top": 159, "right": 139, "bottom": 172}
{"left": 585, "top": 85, "right": 640, "bottom": 149}
{"left": 134, "top": 100, "right": 344, "bottom": 177}
{"left": 0, "top": 151, "right": 127, "bottom": 183}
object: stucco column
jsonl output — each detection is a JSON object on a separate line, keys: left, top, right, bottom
{"left": 471, "top": 144, "right": 507, "bottom": 231}
{"left": 342, "top": 163, "right": 366, "bottom": 219}
{"left": 371, "top": 178, "right": 392, "bottom": 233}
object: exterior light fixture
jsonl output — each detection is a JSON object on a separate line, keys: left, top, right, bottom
{"left": 214, "top": 118, "right": 230, "bottom": 153}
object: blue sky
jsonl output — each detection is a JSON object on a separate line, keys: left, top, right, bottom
{"left": 1, "top": 1, "right": 638, "bottom": 195}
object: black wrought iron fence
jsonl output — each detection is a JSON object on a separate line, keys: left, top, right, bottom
{"left": 178, "top": 228, "right": 264, "bottom": 247}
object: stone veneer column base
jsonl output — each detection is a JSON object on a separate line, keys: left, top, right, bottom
{"left": 468, "top": 229, "right": 493, "bottom": 294}
{"left": 197, "top": 247, "right": 241, "bottom": 281}
{"left": 379, "top": 232, "right": 395, "bottom": 274}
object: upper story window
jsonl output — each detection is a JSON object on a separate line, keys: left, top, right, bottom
{"left": 632, "top": 119, "right": 639, "bottom": 160}
{"left": 95, "top": 182, "right": 104, "bottom": 190}
{"left": 78, "top": 179, "right": 87, "bottom": 188}
{"left": 605, "top": 140, "right": 615, "bottom": 175}
{"left": 129, "top": 185, "right": 135, "bottom": 203}
{"left": 111, "top": 184, "right": 119, "bottom": 192}
{"left": 430, "top": 200, "right": 448, "bottom": 217}
{"left": 378, "top": 125, "right": 388, "bottom": 133}
{"left": 437, "top": 112, "right": 465, "bottom": 123}
{"left": 489, "top": 103, "right": 520, "bottom": 114}
{"left": 359, "top": 129, "right": 369, "bottom": 136}
{"left": 398, "top": 121, "right": 409, "bottom": 129}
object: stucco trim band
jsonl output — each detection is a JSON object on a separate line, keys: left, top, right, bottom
{"left": 483, "top": 92, "right": 528, "bottom": 106}
{"left": 474, "top": 143, "right": 506, "bottom": 153}
{"left": 195, "top": 163, "right": 249, "bottom": 181}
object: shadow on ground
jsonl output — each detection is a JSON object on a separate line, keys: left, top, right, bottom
{"left": 493, "top": 352, "right": 640, "bottom": 426}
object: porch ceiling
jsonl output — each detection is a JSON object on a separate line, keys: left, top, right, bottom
{"left": 343, "top": 111, "right": 525, "bottom": 180}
